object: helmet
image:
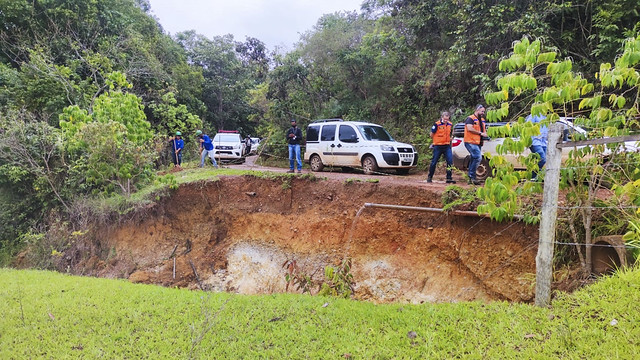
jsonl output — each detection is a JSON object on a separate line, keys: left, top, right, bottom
{"left": 175, "top": 131, "right": 181, "bottom": 136}
{"left": 195, "top": 130, "right": 203, "bottom": 136}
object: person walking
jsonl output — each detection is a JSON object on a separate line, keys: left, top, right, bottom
{"left": 427, "top": 111, "right": 456, "bottom": 184}
{"left": 526, "top": 114, "right": 548, "bottom": 180}
{"left": 286, "top": 118, "right": 303, "bottom": 173}
{"left": 196, "top": 130, "right": 218, "bottom": 168}
{"left": 169, "top": 131, "right": 184, "bottom": 168}
{"left": 463, "top": 104, "right": 487, "bottom": 185}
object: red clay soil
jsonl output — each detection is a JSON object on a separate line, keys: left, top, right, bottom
{"left": 68, "top": 173, "right": 541, "bottom": 304}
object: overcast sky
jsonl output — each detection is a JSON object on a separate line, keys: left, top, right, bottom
{"left": 147, "top": 0, "right": 364, "bottom": 50}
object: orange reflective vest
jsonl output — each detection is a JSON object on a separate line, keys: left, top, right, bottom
{"left": 432, "top": 119, "right": 452, "bottom": 145}
{"left": 463, "top": 115, "right": 485, "bottom": 145}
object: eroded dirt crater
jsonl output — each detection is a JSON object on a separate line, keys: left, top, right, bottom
{"left": 70, "top": 176, "right": 539, "bottom": 303}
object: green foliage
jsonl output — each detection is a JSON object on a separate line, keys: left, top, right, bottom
{"left": 59, "top": 74, "right": 156, "bottom": 196}
{"left": 3, "top": 267, "right": 640, "bottom": 358}
{"left": 622, "top": 220, "right": 640, "bottom": 260}
{"left": 318, "top": 258, "right": 355, "bottom": 299}
{"left": 72, "top": 121, "right": 156, "bottom": 195}
{"left": 175, "top": 31, "right": 262, "bottom": 134}
{"left": 148, "top": 92, "right": 203, "bottom": 137}
{"left": 282, "top": 259, "right": 316, "bottom": 294}
{"left": 441, "top": 185, "right": 478, "bottom": 212}
{"left": 478, "top": 34, "right": 640, "bottom": 271}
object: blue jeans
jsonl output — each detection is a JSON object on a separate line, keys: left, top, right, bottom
{"left": 200, "top": 149, "right": 218, "bottom": 167}
{"left": 428, "top": 145, "right": 453, "bottom": 179}
{"left": 171, "top": 151, "right": 182, "bottom": 166}
{"left": 530, "top": 145, "right": 547, "bottom": 177}
{"left": 289, "top": 144, "right": 302, "bottom": 170}
{"left": 464, "top": 143, "right": 482, "bottom": 180}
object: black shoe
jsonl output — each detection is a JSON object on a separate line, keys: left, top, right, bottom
{"left": 468, "top": 179, "right": 481, "bottom": 185}
{"left": 426, "top": 178, "right": 433, "bottom": 183}
{"left": 446, "top": 179, "right": 456, "bottom": 184}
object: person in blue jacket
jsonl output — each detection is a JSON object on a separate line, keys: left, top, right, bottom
{"left": 526, "top": 114, "right": 547, "bottom": 180}
{"left": 169, "top": 131, "right": 184, "bottom": 167}
{"left": 196, "top": 130, "right": 218, "bottom": 168}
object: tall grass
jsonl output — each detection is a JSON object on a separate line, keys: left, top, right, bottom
{"left": 1, "top": 267, "right": 639, "bottom": 358}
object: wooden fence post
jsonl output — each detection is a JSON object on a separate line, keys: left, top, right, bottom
{"left": 535, "top": 123, "right": 563, "bottom": 307}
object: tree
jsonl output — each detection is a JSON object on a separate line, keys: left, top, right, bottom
{"left": 477, "top": 35, "right": 640, "bottom": 273}
{"left": 59, "top": 72, "right": 156, "bottom": 196}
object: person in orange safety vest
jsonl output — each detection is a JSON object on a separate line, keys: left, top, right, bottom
{"left": 427, "top": 111, "right": 456, "bottom": 184}
{"left": 463, "top": 104, "right": 488, "bottom": 185}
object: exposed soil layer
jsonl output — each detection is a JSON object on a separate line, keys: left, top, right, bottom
{"left": 71, "top": 175, "right": 540, "bottom": 303}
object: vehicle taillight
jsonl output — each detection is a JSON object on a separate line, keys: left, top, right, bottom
{"left": 452, "top": 139, "right": 462, "bottom": 147}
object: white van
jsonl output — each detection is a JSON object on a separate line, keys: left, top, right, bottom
{"left": 303, "top": 119, "right": 417, "bottom": 175}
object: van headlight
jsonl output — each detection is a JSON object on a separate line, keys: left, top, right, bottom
{"left": 380, "top": 145, "right": 395, "bottom": 151}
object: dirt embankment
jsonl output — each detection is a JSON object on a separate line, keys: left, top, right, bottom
{"left": 70, "top": 175, "right": 539, "bottom": 303}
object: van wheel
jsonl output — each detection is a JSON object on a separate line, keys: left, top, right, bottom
{"left": 362, "top": 155, "right": 379, "bottom": 175}
{"left": 310, "top": 154, "right": 324, "bottom": 172}
{"left": 475, "top": 158, "right": 492, "bottom": 181}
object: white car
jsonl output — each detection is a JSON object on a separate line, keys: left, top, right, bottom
{"left": 451, "top": 118, "right": 640, "bottom": 180}
{"left": 303, "top": 119, "right": 418, "bottom": 175}
{"left": 213, "top": 131, "right": 246, "bottom": 163}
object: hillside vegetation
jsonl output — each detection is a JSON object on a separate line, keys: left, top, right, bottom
{"left": 1, "top": 267, "right": 639, "bottom": 358}
{"left": 1, "top": 2, "right": 640, "bottom": 283}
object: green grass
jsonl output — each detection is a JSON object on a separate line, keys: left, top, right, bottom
{"left": 85, "top": 164, "right": 315, "bottom": 217}
{"left": 2, "top": 267, "right": 639, "bottom": 358}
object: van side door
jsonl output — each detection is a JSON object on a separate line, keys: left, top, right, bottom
{"left": 320, "top": 124, "right": 337, "bottom": 165}
{"left": 333, "top": 124, "right": 361, "bottom": 166}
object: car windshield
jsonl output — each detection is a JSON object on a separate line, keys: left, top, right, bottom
{"left": 214, "top": 134, "right": 240, "bottom": 142}
{"left": 357, "top": 125, "right": 394, "bottom": 141}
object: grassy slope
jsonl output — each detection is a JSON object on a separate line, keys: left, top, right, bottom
{"left": 1, "top": 268, "right": 639, "bottom": 358}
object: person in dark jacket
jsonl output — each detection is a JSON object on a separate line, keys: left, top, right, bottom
{"left": 286, "top": 119, "right": 303, "bottom": 173}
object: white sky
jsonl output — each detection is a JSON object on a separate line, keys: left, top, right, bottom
{"left": 147, "top": 0, "right": 364, "bottom": 50}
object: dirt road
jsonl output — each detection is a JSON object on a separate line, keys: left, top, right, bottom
{"left": 229, "top": 154, "right": 471, "bottom": 190}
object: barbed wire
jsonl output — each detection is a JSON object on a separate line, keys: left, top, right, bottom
{"left": 552, "top": 241, "right": 640, "bottom": 249}
{"left": 557, "top": 205, "right": 640, "bottom": 210}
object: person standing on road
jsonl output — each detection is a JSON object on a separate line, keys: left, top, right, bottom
{"left": 526, "top": 114, "right": 548, "bottom": 180}
{"left": 286, "top": 118, "right": 303, "bottom": 173}
{"left": 463, "top": 104, "right": 488, "bottom": 185}
{"left": 196, "top": 130, "right": 218, "bottom": 168}
{"left": 169, "top": 131, "right": 184, "bottom": 168}
{"left": 427, "top": 111, "right": 456, "bottom": 184}
{"left": 245, "top": 134, "right": 252, "bottom": 155}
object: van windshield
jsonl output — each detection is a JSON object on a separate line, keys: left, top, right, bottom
{"left": 357, "top": 125, "right": 394, "bottom": 141}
